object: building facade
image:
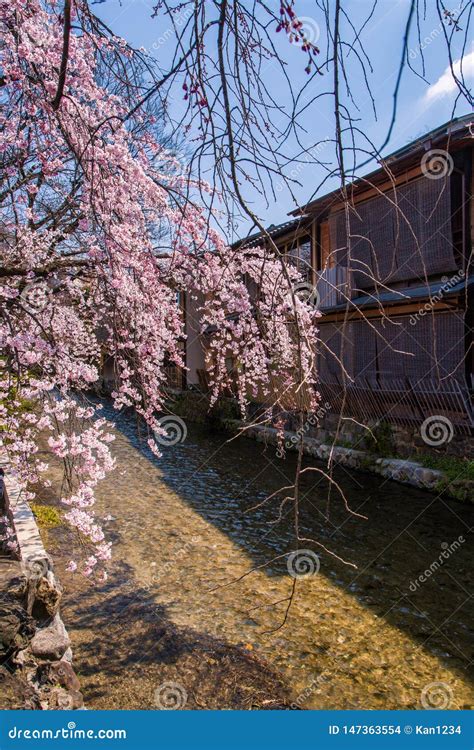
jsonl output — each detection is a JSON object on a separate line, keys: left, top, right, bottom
{"left": 185, "top": 116, "right": 474, "bottom": 437}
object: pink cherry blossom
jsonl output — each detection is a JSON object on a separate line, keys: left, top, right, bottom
{"left": 0, "top": 0, "right": 319, "bottom": 580}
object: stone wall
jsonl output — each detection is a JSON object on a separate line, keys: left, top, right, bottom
{"left": 233, "top": 423, "right": 474, "bottom": 503}
{"left": 0, "top": 454, "right": 83, "bottom": 710}
{"left": 163, "top": 389, "right": 473, "bottom": 502}
{"left": 167, "top": 390, "right": 240, "bottom": 426}
{"left": 317, "top": 412, "right": 474, "bottom": 460}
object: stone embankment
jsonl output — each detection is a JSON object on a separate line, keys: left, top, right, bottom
{"left": 0, "top": 452, "right": 82, "bottom": 709}
{"left": 167, "top": 391, "right": 472, "bottom": 502}
{"left": 229, "top": 423, "right": 474, "bottom": 503}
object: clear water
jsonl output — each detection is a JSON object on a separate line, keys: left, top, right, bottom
{"left": 43, "top": 402, "right": 473, "bottom": 709}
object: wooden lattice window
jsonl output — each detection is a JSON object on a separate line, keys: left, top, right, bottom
{"left": 284, "top": 233, "right": 314, "bottom": 282}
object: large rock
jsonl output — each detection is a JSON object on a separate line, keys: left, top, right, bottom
{"left": 38, "top": 659, "right": 80, "bottom": 692}
{"left": 0, "top": 596, "right": 35, "bottom": 659}
{"left": 32, "top": 572, "right": 62, "bottom": 620}
{"left": 0, "top": 666, "right": 40, "bottom": 710}
{"left": 30, "top": 616, "right": 70, "bottom": 661}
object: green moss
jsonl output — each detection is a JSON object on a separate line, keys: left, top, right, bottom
{"left": 209, "top": 397, "right": 240, "bottom": 423}
{"left": 30, "top": 503, "right": 62, "bottom": 528}
{"left": 433, "top": 477, "right": 473, "bottom": 503}
{"left": 334, "top": 438, "right": 353, "bottom": 450}
{"left": 417, "top": 454, "right": 474, "bottom": 482}
{"left": 166, "top": 391, "right": 240, "bottom": 429}
{"left": 365, "top": 422, "right": 395, "bottom": 456}
{"left": 360, "top": 455, "right": 375, "bottom": 470}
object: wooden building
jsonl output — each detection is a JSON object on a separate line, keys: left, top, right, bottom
{"left": 187, "top": 116, "right": 474, "bottom": 435}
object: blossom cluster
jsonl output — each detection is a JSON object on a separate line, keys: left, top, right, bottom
{"left": 0, "top": 0, "right": 320, "bottom": 580}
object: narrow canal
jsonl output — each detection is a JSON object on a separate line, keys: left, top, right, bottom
{"left": 42, "top": 401, "right": 473, "bottom": 710}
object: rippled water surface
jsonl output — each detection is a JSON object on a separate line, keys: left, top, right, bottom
{"left": 44, "top": 403, "right": 474, "bottom": 709}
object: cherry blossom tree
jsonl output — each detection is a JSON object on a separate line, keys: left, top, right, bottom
{"left": 1, "top": 0, "right": 471, "bottom": 594}
{"left": 0, "top": 0, "right": 318, "bottom": 579}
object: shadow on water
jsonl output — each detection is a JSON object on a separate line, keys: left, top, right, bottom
{"left": 61, "top": 559, "right": 294, "bottom": 710}
{"left": 39, "top": 399, "right": 474, "bottom": 709}
{"left": 107, "top": 404, "right": 474, "bottom": 684}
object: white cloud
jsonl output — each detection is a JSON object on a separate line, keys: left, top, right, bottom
{"left": 425, "top": 50, "right": 474, "bottom": 101}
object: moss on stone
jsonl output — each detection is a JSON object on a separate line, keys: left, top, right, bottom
{"left": 366, "top": 422, "right": 395, "bottom": 456}
{"left": 416, "top": 454, "right": 474, "bottom": 482}
{"left": 30, "top": 504, "right": 62, "bottom": 529}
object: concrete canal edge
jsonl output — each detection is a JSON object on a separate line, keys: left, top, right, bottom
{"left": 0, "top": 451, "right": 83, "bottom": 710}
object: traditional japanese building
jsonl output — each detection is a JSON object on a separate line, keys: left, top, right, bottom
{"left": 185, "top": 115, "right": 474, "bottom": 438}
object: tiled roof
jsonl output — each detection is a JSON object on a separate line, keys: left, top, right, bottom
{"left": 232, "top": 217, "right": 310, "bottom": 249}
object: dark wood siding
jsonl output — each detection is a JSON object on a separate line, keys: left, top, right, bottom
{"left": 318, "top": 311, "right": 466, "bottom": 385}
{"left": 328, "top": 175, "right": 458, "bottom": 293}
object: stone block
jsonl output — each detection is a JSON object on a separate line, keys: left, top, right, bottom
{"left": 30, "top": 615, "right": 70, "bottom": 661}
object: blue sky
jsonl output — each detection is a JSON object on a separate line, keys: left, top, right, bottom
{"left": 95, "top": 0, "right": 473, "bottom": 237}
